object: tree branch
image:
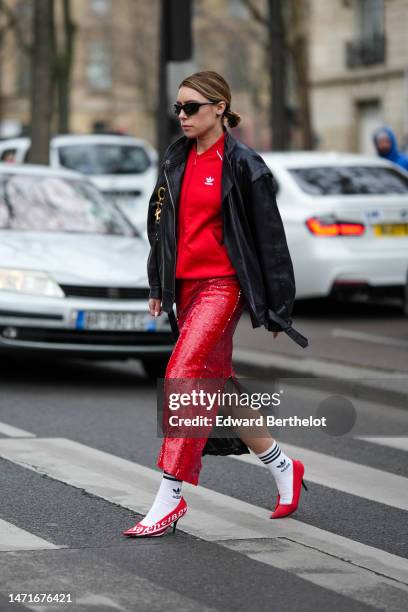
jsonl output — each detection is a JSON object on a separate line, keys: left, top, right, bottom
{"left": 240, "top": 0, "right": 268, "bottom": 26}
{"left": 0, "top": 0, "right": 31, "bottom": 53}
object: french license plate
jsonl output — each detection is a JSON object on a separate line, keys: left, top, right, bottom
{"left": 75, "top": 310, "right": 154, "bottom": 331}
{"left": 373, "top": 223, "right": 408, "bottom": 237}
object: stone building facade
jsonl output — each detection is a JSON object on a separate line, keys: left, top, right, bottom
{"left": 308, "top": 0, "right": 408, "bottom": 154}
{"left": 0, "top": 0, "right": 406, "bottom": 154}
{"left": 0, "top": 0, "right": 270, "bottom": 148}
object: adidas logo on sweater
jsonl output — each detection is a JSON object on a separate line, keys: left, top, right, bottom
{"left": 204, "top": 176, "right": 214, "bottom": 186}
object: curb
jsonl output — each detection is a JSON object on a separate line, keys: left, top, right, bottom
{"left": 233, "top": 347, "right": 408, "bottom": 410}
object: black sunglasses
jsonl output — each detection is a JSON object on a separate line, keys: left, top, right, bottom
{"left": 173, "top": 101, "right": 219, "bottom": 117}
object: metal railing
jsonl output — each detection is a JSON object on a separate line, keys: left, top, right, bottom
{"left": 345, "top": 33, "right": 386, "bottom": 67}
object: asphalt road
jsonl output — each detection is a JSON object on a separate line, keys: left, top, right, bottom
{"left": 0, "top": 353, "right": 407, "bottom": 612}
{"left": 235, "top": 297, "right": 408, "bottom": 373}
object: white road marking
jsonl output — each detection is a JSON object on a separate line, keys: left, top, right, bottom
{"left": 233, "top": 346, "right": 408, "bottom": 379}
{"left": 0, "top": 421, "right": 36, "bottom": 438}
{"left": 230, "top": 443, "right": 408, "bottom": 511}
{"left": 331, "top": 328, "right": 408, "bottom": 349}
{"left": 0, "top": 436, "right": 407, "bottom": 593}
{"left": 0, "top": 518, "right": 63, "bottom": 552}
{"left": 356, "top": 436, "right": 408, "bottom": 452}
{"left": 0, "top": 551, "right": 215, "bottom": 612}
{"left": 221, "top": 539, "right": 408, "bottom": 612}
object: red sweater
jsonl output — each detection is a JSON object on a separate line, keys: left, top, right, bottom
{"left": 175, "top": 131, "right": 237, "bottom": 279}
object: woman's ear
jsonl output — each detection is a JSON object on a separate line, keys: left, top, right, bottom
{"left": 216, "top": 101, "right": 227, "bottom": 117}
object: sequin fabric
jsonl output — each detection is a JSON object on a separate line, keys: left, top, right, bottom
{"left": 156, "top": 275, "right": 246, "bottom": 485}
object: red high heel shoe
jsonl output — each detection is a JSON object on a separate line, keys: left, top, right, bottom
{"left": 122, "top": 497, "right": 188, "bottom": 537}
{"left": 270, "top": 459, "right": 307, "bottom": 519}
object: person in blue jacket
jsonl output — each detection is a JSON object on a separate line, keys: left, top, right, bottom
{"left": 373, "top": 125, "right": 408, "bottom": 171}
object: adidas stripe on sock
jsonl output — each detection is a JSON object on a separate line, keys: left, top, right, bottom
{"left": 256, "top": 441, "right": 294, "bottom": 504}
{"left": 141, "top": 471, "right": 183, "bottom": 527}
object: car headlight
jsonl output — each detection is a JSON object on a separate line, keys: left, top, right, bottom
{"left": 0, "top": 269, "right": 64, "bottom": 297}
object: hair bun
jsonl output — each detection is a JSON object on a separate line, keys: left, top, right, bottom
{"left": 225, "top": 109, "right": 241, "bottom": 128}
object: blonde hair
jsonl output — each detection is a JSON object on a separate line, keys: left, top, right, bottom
{"left": 179, "top": 70, "right": 241, "bottom": 129}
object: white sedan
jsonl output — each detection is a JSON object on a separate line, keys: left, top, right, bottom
{"left": 0, "top": 164, "right": 173, "bottom": 377}
{"left": 0, "top": 133, "right": 158, "bottom": 238}
{"left": 260, "top": 152, "right": 408, "bottom": 308}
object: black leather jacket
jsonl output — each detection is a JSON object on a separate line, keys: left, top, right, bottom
{"left": 146, "top": 127, "right": 308, "bottom": 348}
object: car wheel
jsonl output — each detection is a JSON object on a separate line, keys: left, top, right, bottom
{"left": 142, "top": 357, "right": 169, "bottom": 380}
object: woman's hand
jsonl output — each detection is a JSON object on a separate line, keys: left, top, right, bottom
{"left": 148, "top": 298, "right": 162, "bottom": 317}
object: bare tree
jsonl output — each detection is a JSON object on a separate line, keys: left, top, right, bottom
{"left": 54, "top": 0, "right": 76, "bottom": 134}
{"left": 131, "top": 0, "right": 160, "bottom": 125}
{"left": 267, "top": 0, "right": 288, "bottom": 149}
{"left": 287, "top": 0, "right": 313, "bottom": 149}
{"left": 28, "top": 0, "right": 55, "bottom": 164}
{"left": 0, "top": 0, "right": 76, "bottom": 150}
{"left": 242, "top": 0, "right": 288, "bottom": 149}
{"left": 0, "top": 0, "right": 31, "bottom": 126}
{"left": 194, "top": 0, "right": 268, "bottom": 146}
{"left": 0, "top": 0, "right": 31, "bottom": 53}
{"left": 243, "top": 0, "right": 313, "bottom": 150}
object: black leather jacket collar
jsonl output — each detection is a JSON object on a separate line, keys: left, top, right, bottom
{"left": 147, "top": 128, "right": 308, "bottom": 348}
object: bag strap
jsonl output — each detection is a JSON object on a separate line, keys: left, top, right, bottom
{"left": 267, "top": 308, "right": 309, "bottom": 348}
{"left": 168, "top": 308, "right": 179, "bottom": 341}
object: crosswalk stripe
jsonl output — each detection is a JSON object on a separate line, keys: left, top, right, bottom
{"left": 0, "top": 436, "right": 407, "bottom": 593}
{"left": 221, "top": 539, "right": 408, "bottom": 612}
{"left": 0, "top": 518, "right": 63, "bottom": 552}
{"left": 230, "top": 443, "right": 408, "bottom": 511}
{"left": 0, "top": 421, "right": 36, "bottom": 438}
{"left": 0, "top": 546, "right": 216, "bottom": 612}
{"left": 355, "top": 436, "right": 408, "bottom": 452}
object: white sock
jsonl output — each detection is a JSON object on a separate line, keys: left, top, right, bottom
{"left": 141, "top": 472, "right": 183, "bottom": 526}
{"left": 256, "top": 441, "right": 294, "bottom": 504}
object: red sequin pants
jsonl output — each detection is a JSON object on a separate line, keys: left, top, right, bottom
{"left": 156, "top": 275, "right": 246, "bottom": 485}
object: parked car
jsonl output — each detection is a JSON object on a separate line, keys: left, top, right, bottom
{"left": 0, "top": 134, "right": 158, "bottom": 238}
{"left": 260, "top": 151, "right": 408, "bottom": 310}
{"left": 0, "top": 164, "right": 173, "bottom": 377}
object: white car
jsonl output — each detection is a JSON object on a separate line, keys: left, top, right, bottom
{"left": 0, "top": 134, "right": 158, "bottom": 237}
{"left": 0, "top": 164, "right": 173, "bottom": 377}
{"left": 260, "top": 151, "right": 408, "bottom": 308}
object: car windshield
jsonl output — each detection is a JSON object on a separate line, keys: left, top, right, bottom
{"left": 0, "top": 174, "right": 137, "bottom": 235}
{"left": 288, "top": 166, "right": 408, "bottom": 195}
{"left": 57, "top": 143, "right": 151, "bottom": 175}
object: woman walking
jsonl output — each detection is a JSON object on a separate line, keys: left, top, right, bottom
{"left": 123, "top": 70, "right": 308, "bottom": 538}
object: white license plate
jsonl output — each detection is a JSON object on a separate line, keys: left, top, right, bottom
{"left": 75, "top": 310, "right": 155, "bottom": 331}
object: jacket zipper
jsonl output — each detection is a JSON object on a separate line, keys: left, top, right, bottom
{"left": 163, "top": 161, "right": 176, "bottom": 301}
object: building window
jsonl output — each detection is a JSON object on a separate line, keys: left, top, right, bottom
{"left": 90, "top": 0, "right": 111, "bottom": 17}
{"left": 193, "top": 0, "right": 204, "bottom": 17}
{"left": 228, "top": 0, "right": 249, "bottom": 19}
{"left": 346, "top": 0, "right": 385, "bottom": 67}
{"left": 87, "top": 40, "right": 112, "bottom": 90}
{"left": 355, "top": 0, "right": 384, "bottom": 40}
